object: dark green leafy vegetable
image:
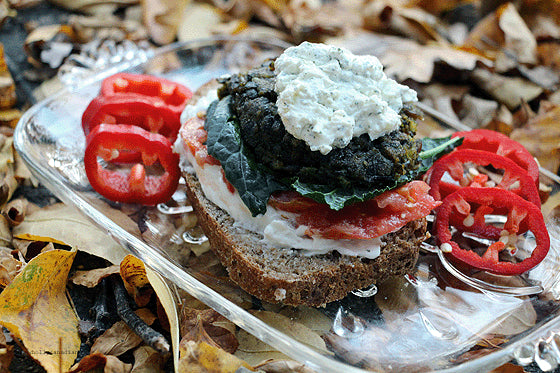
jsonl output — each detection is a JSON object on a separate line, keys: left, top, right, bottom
{"left": 206, "top": 98, "right": 462, "bottom": 214}
{"left": 205, "top": 97, "right": 287, "bottom": 216}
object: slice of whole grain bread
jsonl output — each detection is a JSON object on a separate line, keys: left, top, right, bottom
{"left": 183, "top": 172, "right": 427, "bottom": 307}
{"left": 180, "top": 80, "right": 428, "bottom": 307}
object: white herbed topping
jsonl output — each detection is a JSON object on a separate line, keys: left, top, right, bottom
{"left": 274, "top": 42, "right": 417, "bottom": 155}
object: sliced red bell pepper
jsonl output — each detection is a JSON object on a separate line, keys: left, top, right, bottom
{"left": 452, "top": 129, "right": 539, "bottom": 186}
{"left": 426, "top": 148, "right": 541, "bottom": 207}
{"left": 84, "top": 124, "right": 180, "bottom": 205}
{"left": 82, "top": 94, "right": 181, "bottom": 143}
{"left": 100, "top": 73, "right": 192, "bottom": 118}
{"left": 435, "top": 187, "right": 550, "bottom": 276}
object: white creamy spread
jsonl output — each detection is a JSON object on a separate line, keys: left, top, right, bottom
{"left": 274, "top": 42, "right": 418, "bottom": 154}
{"left": 175, "top": 89, "right": 384, "bottom": 259}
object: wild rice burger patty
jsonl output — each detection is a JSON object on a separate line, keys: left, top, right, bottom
{"left": 217, "top": 60, "right": 421, "bottom": 190}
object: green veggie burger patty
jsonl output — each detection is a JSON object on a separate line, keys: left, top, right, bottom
{"left": 216, "top": 60, "right": 421, "bottom": 190}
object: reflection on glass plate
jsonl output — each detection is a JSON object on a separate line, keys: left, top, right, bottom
{"left": 14, "top": 37, "right": 560, "bottom": 372}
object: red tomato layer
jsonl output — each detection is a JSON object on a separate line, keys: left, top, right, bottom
{"left": 270, "top": 181, "right": 440, "bottom": 240}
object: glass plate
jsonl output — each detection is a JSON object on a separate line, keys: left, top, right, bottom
{"left": 14, "top": 37, "right": 560, "bottom": 373}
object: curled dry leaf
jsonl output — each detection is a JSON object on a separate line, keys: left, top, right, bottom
{"left": 142, "top": 0, "right": 190, "bottom": 45}
{"left": 145, "top": 266, "right": 180, "bottom": 370}
{"left": 12, "top": 203, "right": 129, "bottom": 265}
{"left": 2, "top": 198, "right": 28, "bottom": 227}
{"left": 180, "top": 307, "right": 238, "bottom": 354}
{"left": 0, "top": 246, "right": 23, "bottom": 288}
{"left": 0, "top": 249, "right": 80, "bottom": 372}
{"left": 120, "top": 254, "right": 153, "bottom": 308}
{"left": 363, "top": 0, "right": 445, "bottom": 44}
{"left": 132, "top": 345, "right": 165, "bottom": 372}
{"left": 463, "top": 2, "right": 537, "bottom": 69}
{"left": 178, "top": 340, "right": 253, "bottom": 373}
{"left": 70, "top": 264, "right": 120, "bottom": 288}
{"left": 90, "top": 320, "right": 143, "bottom": 356}
{"left": 69, "top": 352, "right": 133, "bottom": 373}
{"left": 510, "top": 105, "right": 560, "bottom": 174}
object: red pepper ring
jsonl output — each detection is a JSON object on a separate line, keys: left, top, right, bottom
{"left": 452, "top": 129, "right": 539, "bottom": 186}
{"left": 427, "top": 148, "right": 541, "bottom": 207}
{"left": 100, "top": 73, "right": 192, "bottom": 117}
{"left": 435, "top": 187, "right": 550, "bottom": 276}
{"left": 84, "top": 124, "right": 180, "bottom": 205}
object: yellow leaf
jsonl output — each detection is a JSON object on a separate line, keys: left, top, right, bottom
{"left": 0, "top": 249, "right": 79, "bottom": 372}
{"left": 120, "top": 255, "right": 153, "bottom": 307}
{"left": 12, "top": 203, "right": 129, "bottom": 264}
{"left": 178, "top": 341, "right": 253, "bottom": 373}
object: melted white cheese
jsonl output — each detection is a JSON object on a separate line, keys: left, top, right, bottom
{"left": 274, "top": 42, "right": 417, "bottom": 154}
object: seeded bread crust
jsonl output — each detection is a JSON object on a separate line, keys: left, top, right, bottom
{"left": 181, "top": 81, "right": 428, "bottom": 307}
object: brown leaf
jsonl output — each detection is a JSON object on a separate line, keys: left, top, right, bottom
{"left": 0, "top": 108, "right": 21, "bottom": 129}
{"left": 471, "top": 68, "right": 543, "bottom": 109}
{"left": 120, "top": 255, "right": 153, "bottom": 307}
{"left": 2, "top": 198, "right": 27, "bottom": 227}
{"left": 464, "top": 3, "right": 536, "bottom": 70}
{"left": 381, "top": 40, "right": 491, "bottom": 83}
{"left": 70, "top": 265, "right": 120, "bottom": 288}
{"left": 133, "top": 307, "right": 156, "bottom": 326}
{"left": 142, "top": 0, "right": 189, "bottom": 45}
{"left": 90, "top": 321, "right": 143, "bottom": 356}
{"left": 490, "top": 362, "right": 527, "bottom": 373}
{"left": 180, "top": 307, "right": 238, "bottom": 353}
{"left": 69, "top": 352, "right": 133, "bottom": 373}
{"left": 0, "top": 246, "right": 23, "bottom": 287}
{"left": 176, "top": 3, "right": 223, "bottom": 42}
{"left": 253, "top": 359, "right": 317, "bottom": 373}
{"left": 178, "top": 340, "right": 253, "bottom": 373}
{"left": 510, "top": 105, "right": 560, "bottom": 173}
{"left": 131, "top": 345, "right": 165, "bottom": 372}
{"left": 0, "top": 45, "right": 15, "bottom": 110}
{"left": 459, "top": 94, "right": 499, "bottom": 129}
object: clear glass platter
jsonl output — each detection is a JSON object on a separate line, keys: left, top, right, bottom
{"left": 13, "top": 37, "right": 560, "bottom": 372}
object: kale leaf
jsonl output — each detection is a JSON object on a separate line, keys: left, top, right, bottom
{"left": 205, "top": 97, "right": 287, "bottom": 216}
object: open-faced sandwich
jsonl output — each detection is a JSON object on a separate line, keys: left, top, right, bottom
{"left": 175, "top": 42, "right": 444, "bottom": 307}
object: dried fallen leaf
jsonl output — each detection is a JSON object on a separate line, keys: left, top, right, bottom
{"left": 91, "top": 321, "right": 143, "bottom": 356}
{"left": 178, "top": 340, "right": 253, "bottom": 373}
{"left": 0, "top": 249, "right": 80, "bottom": 372}
{"left": 2, "top": 198, "right": 27, "bottom": 227}
{"left": 510, "top": 105, "right": 560, "bottom": 174}
{"left": 489, "top": 362, "right": 527, "bottom": 373}
{"left": 471, "top": 68, "right": 543, "bottom": 109}
{"left": 180, "top": 307, "right": 238, "bottom": 353}
{"left": 70, "top": 265, "right": 120, "bottom": 287}
{"left": 142, "top": 0, "right": 190, "bottom": 45}
{"left": 177, "top": 3, "right": 223, "bottom": 42}
{"left": 69, "top": 352, "right": 133, "bottom": 373}
{"left": 0, "top": 108, "right": 20, "bottom": 129}
{"left": 135, "top": 307, "right": 157, "bottom": 326}
{"left": 459, "top": 94, "right": 499, "bottom": 129}
{"left": 12, "top": 203, "right": 129, "bottom": 265}
{"left": 235, "top": 310, "right": 328, "bottom": 366}
{"left": 0, "top": 50, "right": 15, "bottom": 110}
{"left": 132, "top": 345, "right": 165, "bottom": 372}
{"left": 253, "top": 358, "right": 317, "bottom": 373}
{"left": 47, "top": 0, "right": 138, "bottom": 15}
{"left": 0, "top": 246, "right": 23, "bottom": 288}
{"left": 120, "top": 255, "right": 153, "bottom": 308}
{"left": 145, "top": 266, "right": 180, "bottom": 371}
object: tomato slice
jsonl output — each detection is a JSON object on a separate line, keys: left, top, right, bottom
{"left": 452, "top": 129, "right": 539, "bottom": 186}
{"left": 270, "top": 181, "right": 441, "bottom": 240}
